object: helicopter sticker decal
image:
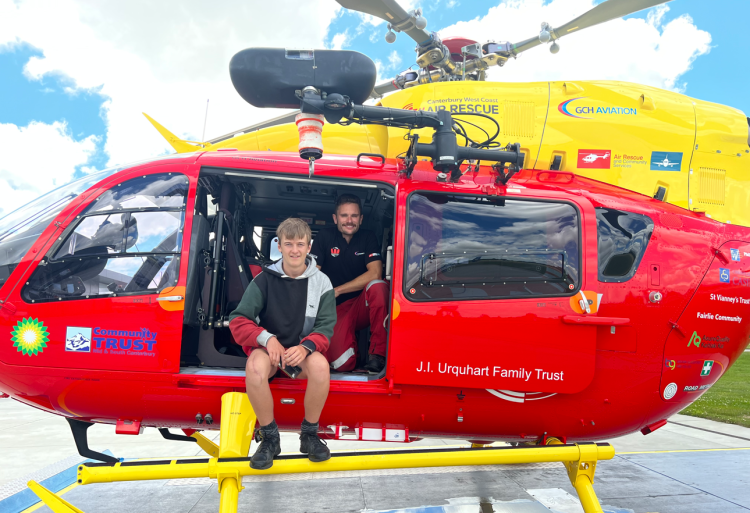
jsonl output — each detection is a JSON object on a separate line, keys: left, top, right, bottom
{"left": 577, "top": 150, "right": 611, "bottom": 169}
{"left": 11, "top": 317, "right": 49, "bottom": 356}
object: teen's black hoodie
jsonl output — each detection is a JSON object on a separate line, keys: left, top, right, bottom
{"left": 228, "top": 256, "right": 336, "bottom": 355}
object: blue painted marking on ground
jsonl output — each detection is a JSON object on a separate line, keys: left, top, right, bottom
{"left": 0, "top": 450, "right": 115, "bottom": 513}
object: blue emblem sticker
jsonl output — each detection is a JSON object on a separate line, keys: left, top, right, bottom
{"left": 719, "top": 268, "right": 730, "bottom": 283}
{"left": 650, "top": 151, "right": 683, "bottom": 171}
{"left": 730, "top": 248, "right": 740, "bottom": 261}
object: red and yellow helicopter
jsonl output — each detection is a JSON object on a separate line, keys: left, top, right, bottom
{"left": 1, "top": 0, "right": 749, "bottom": 510}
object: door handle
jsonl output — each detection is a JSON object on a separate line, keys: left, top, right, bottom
{"left": 157, "top": 295, "right": 184, "bottom": 302}
{"left": 561, "top": 315, "right": 629, "bottom": 326}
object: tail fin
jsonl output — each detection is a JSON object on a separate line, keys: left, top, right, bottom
{"left": 143, "top": 113, "right": 211, "bottom": 153}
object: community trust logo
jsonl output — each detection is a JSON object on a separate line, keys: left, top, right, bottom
{"left": 11, "top": 317, "right": 49, "bottom": 356}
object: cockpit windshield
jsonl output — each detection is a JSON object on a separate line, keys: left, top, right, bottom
{"left": 0, "top": 168, "right": 119, "bottom": 287}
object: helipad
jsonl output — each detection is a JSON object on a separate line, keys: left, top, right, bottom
{"left": 1, "top": 399, "right": 749, "bottom": 513}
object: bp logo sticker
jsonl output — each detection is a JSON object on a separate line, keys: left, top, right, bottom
{"left": 11, "top": 317, "right": 50, "bottom": 356}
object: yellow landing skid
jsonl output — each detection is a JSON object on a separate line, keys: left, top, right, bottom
{"left": 28, "top": 392, "right": 615, "bottom": 513}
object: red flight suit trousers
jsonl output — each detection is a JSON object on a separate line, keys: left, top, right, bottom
{"left": 325, "top": 280, "right": 388, "bottom": 371}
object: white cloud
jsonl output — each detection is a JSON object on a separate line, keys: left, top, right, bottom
{"left": 0, "top": 0, "right": 345, "bottom": 223}
{"left": 437, "top": 1, "right": 711, "bottom": 92}
{"left": 387, "top": 50, "right": 403, "bottom": 71}
{"left": 0, "top": 121, "right": 97, "bottom": 217}
{"left": 0, "top": 0, "right": 341, "bottom": 200}
{"left": 330, "top": 31, "right": 350, "bottom": 50}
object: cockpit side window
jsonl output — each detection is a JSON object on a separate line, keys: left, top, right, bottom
{"left": 404, "top": 193, "right": 580, "bottom": 301}
{"left": 595, "top": 208, "right": 653, "bottom": 282}
{"left": 0, "top": 168, "right": 121, "bottom": 288}
{"left": 83, "top": 174, "right": 187, "bottom": 212}
{"left": 22, "top": 173, "right": 188, "bottom": 302}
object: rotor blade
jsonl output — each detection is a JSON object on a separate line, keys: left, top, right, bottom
{"left": 512, "top": 0, "right": 672, "bottom": 55}
{"left": 372, "top": 79, "right": 400, "bottom": 98}
{"left": 336, "top": 0, "right": 432, "bottom": 45}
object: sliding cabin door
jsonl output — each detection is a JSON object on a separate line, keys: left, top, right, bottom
{"left": 388, "top": 182, "right": 600, "bottom": 395}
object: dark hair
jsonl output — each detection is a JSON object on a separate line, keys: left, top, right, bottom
{"left": 335, "top": 193, "right": 361, "bottom": 214}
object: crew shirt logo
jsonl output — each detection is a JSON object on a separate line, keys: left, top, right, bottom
{"left": 331, "top": 247, "right": 340, "bottom": 257}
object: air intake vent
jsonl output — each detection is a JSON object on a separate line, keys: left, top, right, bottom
{"left": 502, "top": 101, "right": 535, "bottom": 138}
{"left": 698, "top": 168, "right": 726, "bottom": 206}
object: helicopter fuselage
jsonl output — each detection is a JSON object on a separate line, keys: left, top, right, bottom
{"left": 0, "top": 151, "right": 747, "bottom": 444}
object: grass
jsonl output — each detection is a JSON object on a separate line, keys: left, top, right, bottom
{"left": 681, "top": 352, "right": 750, "bottom": 428}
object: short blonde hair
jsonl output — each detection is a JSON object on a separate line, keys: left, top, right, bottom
{"left": 277, "top": 217, "right": 311, "bottom": 244}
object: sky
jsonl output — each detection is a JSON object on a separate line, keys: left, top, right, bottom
{"left": 0, "top": 0, "right": 748, "bottom": 218}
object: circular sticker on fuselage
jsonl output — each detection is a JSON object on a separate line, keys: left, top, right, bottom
{"left": 663, "top": 382, "right": 678, "bottom": 400}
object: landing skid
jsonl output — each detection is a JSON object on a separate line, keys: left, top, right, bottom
{"left": 32, "top": 393, "right": 614, "bottom": 513}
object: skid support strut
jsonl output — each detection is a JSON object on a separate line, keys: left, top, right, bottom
{"left": 29, "top": 393, "right": 614, "bottom": 513}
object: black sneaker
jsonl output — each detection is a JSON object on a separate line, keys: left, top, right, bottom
{"left": 299, "top": 419, "right": 331, "bottom": 462}
{"left": 250, "top": 420, "right": 281, "bottom": 470}
{"left": 363, "top": 354, "right": 385, "bottom": 374}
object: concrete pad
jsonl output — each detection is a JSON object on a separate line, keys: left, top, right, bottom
{"left": 604, "top": 412, "right": 750, "bottom": 453}
{"left": 6, "top": 397, "right": 750, "bottom": 513}
{"left": 0, "top": 398, "right": 465, "bottom": 485}
{"left": 619, "top": 450, "right": 750, "bottom": 508}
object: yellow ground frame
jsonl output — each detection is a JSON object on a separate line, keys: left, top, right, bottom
{"left": 28, "top": 392, "right": 615, "bottom": 513}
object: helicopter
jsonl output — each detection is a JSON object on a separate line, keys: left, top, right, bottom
{"left": 580, "top": 152, "right": 610, "bottom": 164}
{"left": 0, "top": 0, "right": 749, "bottom": 477}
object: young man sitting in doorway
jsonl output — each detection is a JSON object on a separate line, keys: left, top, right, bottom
{"left": 310, "top": 194, "right": 389, "bottom": 373}
{"left": 229, "top": 218, "right": 336, "bottom": 470}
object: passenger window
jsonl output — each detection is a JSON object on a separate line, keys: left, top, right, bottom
{"left": 23, "top": 173, "right": 186, "bottom": 302}
{"left": 405, "top": 193, "right": 580, "bottom": 301}
{"left": 596, "top": 208, "right": 653, "bottom": 282}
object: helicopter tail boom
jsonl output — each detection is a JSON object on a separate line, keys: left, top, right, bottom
{"left": 143, "top": 113, "right": 208, "bottom": 153}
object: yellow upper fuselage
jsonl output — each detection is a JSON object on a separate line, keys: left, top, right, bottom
{"left": 167, "top": 80, "right": 750, "bottom": 226}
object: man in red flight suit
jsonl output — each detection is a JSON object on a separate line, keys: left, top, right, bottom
{"left": 310, "top": 194, "right": 388, "bottom": 373}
